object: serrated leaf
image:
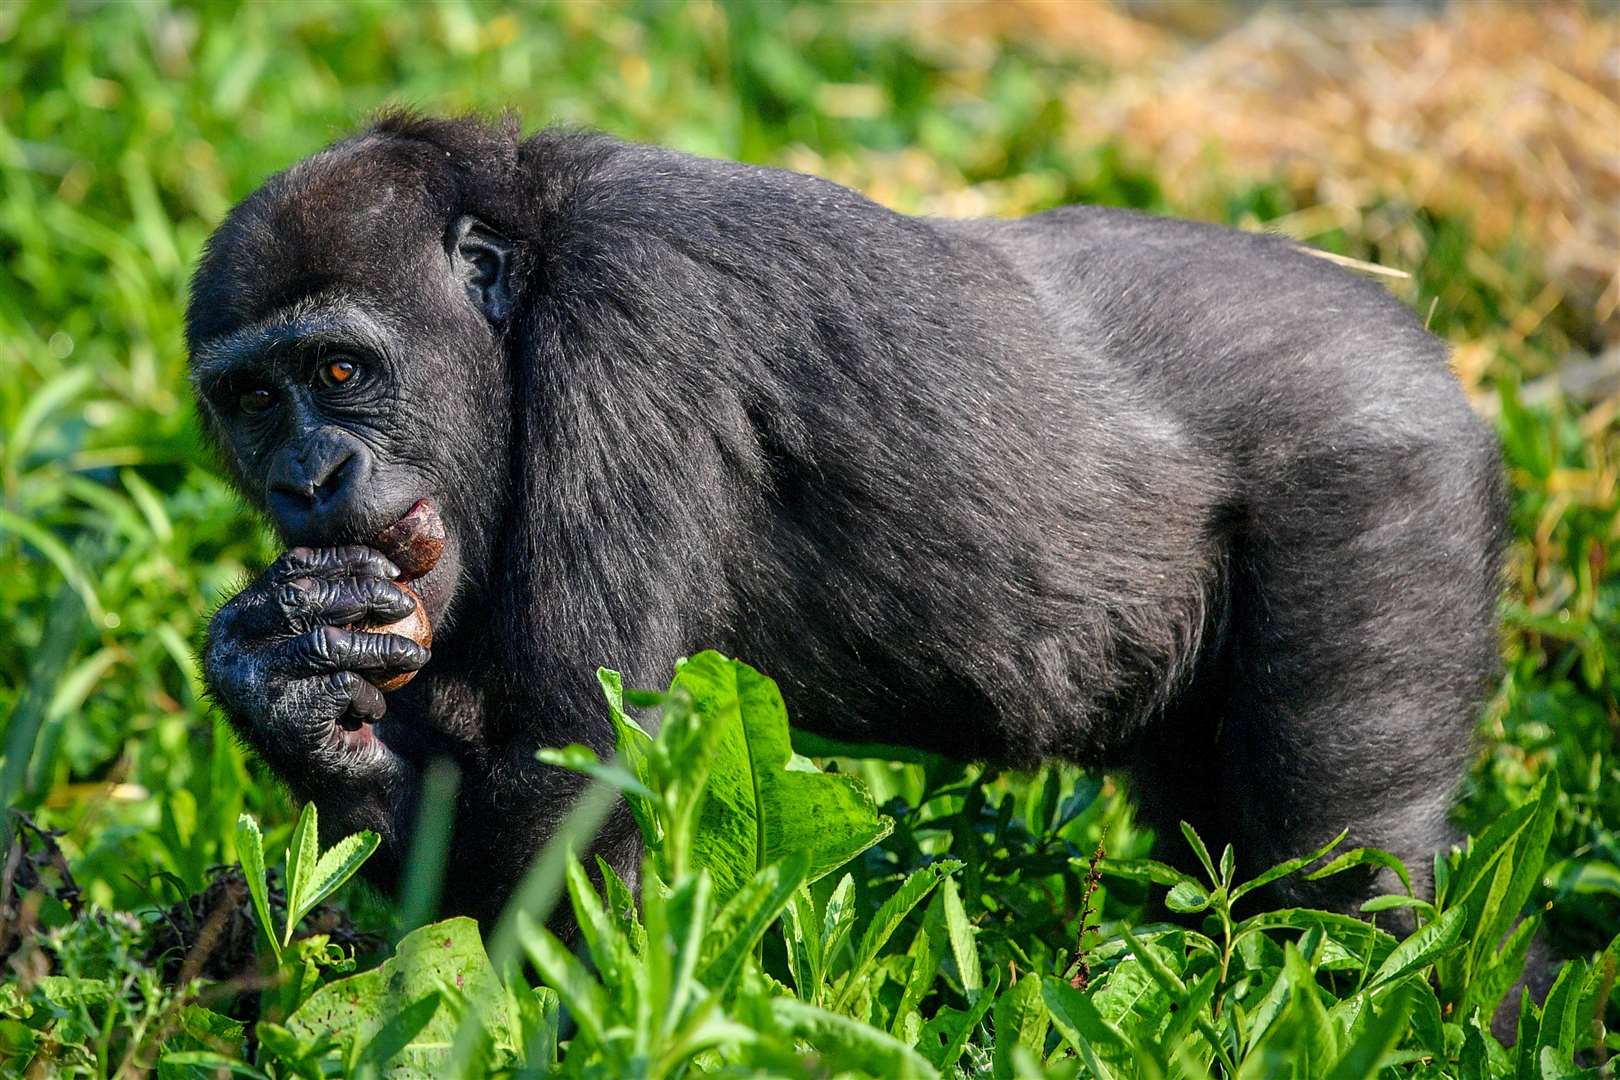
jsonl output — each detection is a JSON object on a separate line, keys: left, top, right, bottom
{"left": 770, "top": 997, "right": 939, "bottom": 1079}
{"left": 1043, "top": 976, "right": 1131, "bottom": 1080}
{"left": 1304, "top": 844, "right": 1413, "bottom": 898}
{"left": 282, "top": 803, "right": 319, "bottom": 947}
{"left": 699, "top": 851, "right": 811, "bottom": 998}
{"left": 1180, "top": 821, "right": 1218, "bottom": 884}
{"left": 287, "top": 829, "right": 379, "bottom": 932}
{"left": 595, "top": 668, "right": 661, "bottom": 845}
{"left": 234, "top": 813, "right": 279, "bottom": 961}
{"left": 992, "top": 972, "right": 1048, "bottom": 1080}
{"left": 1534, "top": 957, "right": 1586, "bottom": 1074}
{"left": 1364, "top": 902, "right": 1466, "bottom": 993}
{"left": 941, "top": 875, "right": 982, "bottom": 995}
{"left": 917, "top": 965, "right": 1000, "bottom": 1071}
{"left": 831, "top": 861, "right": 959, "bottom": 1014}
{"left": 1166, "top": 880, "right": 1211, "bottom": 913}
{"left": 821, "top": 873, "right": 857, "bottom": 979}
{"left": 564, "top": 853, "right": 632, "bottom": 992}
{"left": 1231, "top": 829, "right": 1349, "bottom": 905}
{"left": 1322, "top": 983, "right": 1410, "bottom": 1080}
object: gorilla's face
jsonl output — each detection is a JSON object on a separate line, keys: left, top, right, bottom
{"left": 187, "top": 139, "right": 518, "bottom": 634}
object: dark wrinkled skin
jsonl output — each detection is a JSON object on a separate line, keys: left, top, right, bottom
{"left": 203, "top": 546, "right": 425, "bottom": 793}
{"left": 187, "top": 113, "right": 1516, "bottom": 990}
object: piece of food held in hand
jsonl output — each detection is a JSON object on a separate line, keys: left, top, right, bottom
{"left": 359, "top": 499, "right": 445, "bottom": 691}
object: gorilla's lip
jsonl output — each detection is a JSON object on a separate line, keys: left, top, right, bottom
{"left": 372, "top": 499, "right": 446, "bottom": 582}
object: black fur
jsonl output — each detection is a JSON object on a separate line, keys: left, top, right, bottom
{"left": 187, "top": 113, "right": 1508, "bottom": 922}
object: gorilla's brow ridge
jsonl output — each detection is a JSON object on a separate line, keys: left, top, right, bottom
{"left": 189, "top": 300, "right": 395, "bottom": 393}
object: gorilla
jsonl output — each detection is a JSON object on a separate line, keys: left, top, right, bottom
{"left": 187, "top": 113, "right": 1506, "bottom": 925}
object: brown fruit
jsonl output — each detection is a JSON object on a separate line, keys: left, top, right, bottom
{"left": 353, "top": 499, "right": 444, "bottom": 693}
{"left": 369, "top": 583, "right": 432, "bottom": 692}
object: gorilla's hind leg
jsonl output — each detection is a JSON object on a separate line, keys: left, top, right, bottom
{"left": 1210, "top": 443, "right": 1504, "bottom": 915}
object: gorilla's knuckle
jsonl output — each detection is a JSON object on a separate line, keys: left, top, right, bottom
{"left": 325, "top": 670, "right": 360, "bottom": 699}
{"left": 275, "top": 579, "right": 310, "bottom": 611}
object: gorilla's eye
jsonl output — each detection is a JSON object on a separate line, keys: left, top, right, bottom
{"left": 238, "top": 385, "right": 276, "bottom": 414}
{"left": 319, "top": 356, "right": 361, "bottom": 389}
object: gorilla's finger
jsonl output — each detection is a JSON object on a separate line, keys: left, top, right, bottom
{"left": 273, "top": 546, "right": 402, "bottom": 583}
{"left": 292, "top": 576, "right": 418, "bottom": 627}
{"left": 335, "top": 671, "right": 388, "bottom": 724}
{"left": 279, "top": 625, "right": 430, "bottom": 677}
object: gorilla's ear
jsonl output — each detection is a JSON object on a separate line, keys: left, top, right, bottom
{"left": 450, "top": 215, "right": 514, "bottom": 324}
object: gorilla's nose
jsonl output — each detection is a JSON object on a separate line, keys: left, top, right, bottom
{"left": 267, "top": 427, "right": 373, "bottom": 543}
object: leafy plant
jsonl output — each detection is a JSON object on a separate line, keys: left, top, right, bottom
{"left": 233, "top": 804, "right": 379, "bottom": 962}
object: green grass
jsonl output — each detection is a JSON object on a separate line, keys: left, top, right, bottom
{"left": 1, "top": 2, "right": 1616, "bottom": 1076}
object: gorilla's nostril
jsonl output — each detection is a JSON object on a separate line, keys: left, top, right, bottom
{"left": 269, "top": 438, "right": 359, "bottom": 506}
{"left": 310, "top": 450, "right": 356, "bottom": 502}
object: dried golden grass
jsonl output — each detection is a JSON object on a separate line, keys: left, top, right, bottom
{"left": 827, "top": 2, "right": 1618, "bottom": 363}
{"left": 1065, "top": 3, "right": 1619, "bottom": 340}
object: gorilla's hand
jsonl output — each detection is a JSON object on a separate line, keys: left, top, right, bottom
{"left": 204, "top": 546, "right": 429, "bottom": 785}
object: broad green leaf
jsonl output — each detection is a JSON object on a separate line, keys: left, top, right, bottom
{"left": 352, "top": 993, "right": 442, "bottom": 1074}
{"left": 1359, "top": 894, "right": 1436, "bottom": 917}
{"left": 234, "top": 813, "right": 278, "bottom": 961}
{"left": 670, "top": 652, "right": 891, "bottom": 902}
{"left": 158, "top": 1052, "right": 271, "bottom": 1079}
{"left": 287, "top": 917, "right": 514, "bottom": 1076}
{"left": 1101, "top": 857, "right": 1201, "bottom": 888}
{"left": 770, "top": 998, "right": 939, "bottom": 1079}
{"left": 287, "top": 829, "right": 380, "bottom": 933}
{"left": 831, "top": 861, "right": 959, "bottom": 1013}
{"left": 282, "top": 803, "right": 319, "bottom": 947}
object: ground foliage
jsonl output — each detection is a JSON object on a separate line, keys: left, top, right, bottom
{"left": 1, "top": 1, "right": 1616, "bottom": 1076}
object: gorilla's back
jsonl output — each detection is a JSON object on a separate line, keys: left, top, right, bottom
{"left": 944, "top": 206, "right": 1491, "bottom": 488}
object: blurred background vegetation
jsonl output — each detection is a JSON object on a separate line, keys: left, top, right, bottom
{"left": 1, "top": 0, "right": 1615, "bottom": 975}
